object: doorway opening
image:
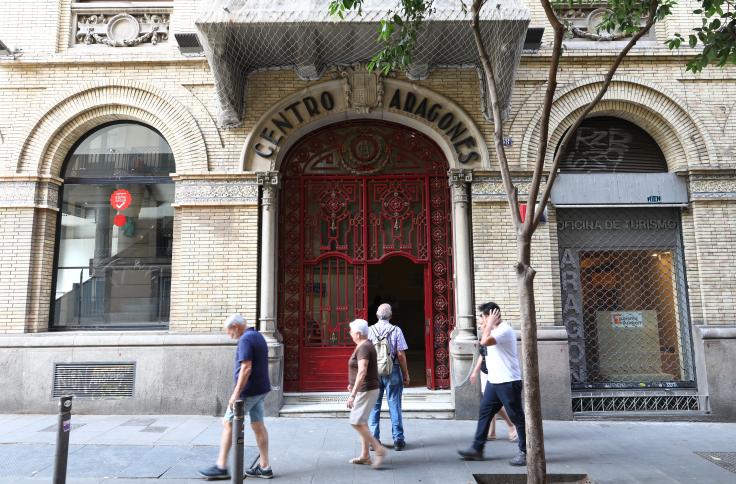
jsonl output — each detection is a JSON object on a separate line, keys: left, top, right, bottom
{"left": 368, "top": 257, "right": 427, "bottom": 388}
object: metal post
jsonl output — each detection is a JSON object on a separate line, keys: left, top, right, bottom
{"left": 52, "top": 396, "right": 73, "bottom": 484}
{"left": 231, "top": 400, "right": 244, "bottom": 484}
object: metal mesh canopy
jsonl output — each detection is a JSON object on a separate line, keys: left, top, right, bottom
{"left": 195, "top": 0, "right": 531, "bottom": 127}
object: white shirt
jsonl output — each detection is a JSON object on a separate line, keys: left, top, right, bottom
{"left": 484, "top": 321, "right": 522, "bottom": 384}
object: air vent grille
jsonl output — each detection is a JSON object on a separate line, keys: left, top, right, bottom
{"left": 52, "top": 363, "right": 135, "bottom": 399}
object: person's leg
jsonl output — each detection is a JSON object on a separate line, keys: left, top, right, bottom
{"left": 497, "top": 381, "right": 526, "bottom": 454}
{"left": 246, "top": 397, "right": 269, "bottom": 468}
{"left": 497, "top": 406, "right": 518, "bottom": 441}
{"left": 386, "top": 365, "right": 404, "bottom": 444}
{"left": 487, "top": 414, "right": 497, "bottom": 439}
{"left": 251, "top": 422, "right": 269, "bottom": 468}
{"left": 368, "top": 377, "right": 386, "bottom": 440}
{"left": 351, "top": 424, "right": 373, "bottom": 460}
{"left": 216, "top": 418, "right": 232, "bottom": 469}
{"left": 243, "top": 396, "right": 274, "bottom": 478}
{"left": 472, "top": 382, "right": 503, "bottom": 452}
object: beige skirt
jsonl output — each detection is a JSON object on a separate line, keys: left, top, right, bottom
{"left": 349, "top": 388, "right": 380, "bottom": 425}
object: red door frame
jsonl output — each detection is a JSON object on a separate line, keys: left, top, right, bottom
{"left": 277, "top": 122, "right": 453, "bottom": 392}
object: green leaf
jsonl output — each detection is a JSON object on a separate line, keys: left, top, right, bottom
{"left": 689, "top": 34, "right": 698, "bottom": 47}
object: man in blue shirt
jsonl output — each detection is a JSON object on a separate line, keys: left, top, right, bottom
{"left": 367, "top": 303, "right": 410, "bottom": 451}
{"left": 199, "top": 314, "right": 273, "bottom": 480}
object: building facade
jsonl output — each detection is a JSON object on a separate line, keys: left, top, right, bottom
{"left": 0, "top": 0, "right": 734, "bottom": 421}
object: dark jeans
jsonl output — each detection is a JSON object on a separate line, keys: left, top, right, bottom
{"left": 472, "top": 380, "right": 526, "bottom": 454}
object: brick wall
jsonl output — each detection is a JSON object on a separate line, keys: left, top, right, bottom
{"left": 691, "top": 201, "right": 736, "bottom": 325}
{"left": 169, "top": 205, "right": 259, "bottom": 332}
{"left": 1, "top": 0, "right": 735, "bottom": 337}
{"left": 471, "top": 201, "right": 559, "bottom": 327}
{"left": 0, "top": 208, "right": 35, "bottom": 333}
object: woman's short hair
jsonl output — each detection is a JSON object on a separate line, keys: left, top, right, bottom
{"left": 349, "top": 319, "right": 369, "bottom": 337}
{"left": 376, "top": 303, "right": 392, "bottom": 320}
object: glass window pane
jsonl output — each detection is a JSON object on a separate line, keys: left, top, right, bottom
{"left": 54, "top": 182, "right": 173, "bottom": 328}
{"left": 63, "top": 124, "right": 174, "bottom": 178}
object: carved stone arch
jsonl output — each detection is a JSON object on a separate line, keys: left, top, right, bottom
{"left": 15, "top": 81, "right": 209, "bottom": 176}
{"left": 242, "top": 78, "right": 490, "bottom": 173}
{"left": 519, "top": 76, "right": 717, "bottom": 172}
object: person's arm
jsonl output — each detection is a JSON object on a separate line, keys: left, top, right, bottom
{"left": 229, "top": 360, "right": 252, "bottom": 408}
{"left": 479, "top": 309, "right": 501, "bottom": 347}
{"left": 397, "top": 350, "right": 410, "bottom": 385}
{"left": 347, "top": 358, "right": 369, "bottom": 409}
{"left": 470, "top": 355, "right": 483, "bottom": 384}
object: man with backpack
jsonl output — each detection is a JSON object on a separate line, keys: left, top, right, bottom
{"left": 367, "top": 303, "right": 410, "bottom": 451}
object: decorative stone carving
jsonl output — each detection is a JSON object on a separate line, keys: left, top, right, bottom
{"left": 75, "top": 11, "right": 170, "bottom": 47}
{"left": 471, "top": 175, "right": 547, "bottom": 202}
{"left": 449, "top": 169, "right": 473, "bottom": 204}
{"left": 690, "top": 174, "right": 736, "bottom": 200}
{"left": 340, "top": 67, "right": 384, "bottom": 114}
{"left": 0, "top": 180, "right": 60, "bottom": 209}
{"left": 256, "top": 172, "right": 280, "bottom": 207}
{"left": 173, "top": 179, "right": 259, "bottom": 206}
{"left": 553, "top": 1, "right": 648, "bottom": 41}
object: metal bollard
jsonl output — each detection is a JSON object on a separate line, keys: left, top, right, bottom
{"left": 52, "top": 395, "right": 73, "bottom": 484}
{"left": 231, "top": 400, "right": 245, "bottom": 484}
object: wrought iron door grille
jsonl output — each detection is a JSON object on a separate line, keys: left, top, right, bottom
{"left": 572, "top": 393, "right": 702, "bottom": 412}
{"left": 52, "top": 362, "right": 135, "bottom": 399}
{"left": 556, "top": 207, "right": 696, "bottom": 390}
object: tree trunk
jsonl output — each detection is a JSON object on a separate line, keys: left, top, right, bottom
{"left": 517, "top": 235, "right": 546, "bottom": 483}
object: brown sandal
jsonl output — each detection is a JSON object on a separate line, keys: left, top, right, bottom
{"left": 349, "top": 457, "right": 372, "bottom": 465}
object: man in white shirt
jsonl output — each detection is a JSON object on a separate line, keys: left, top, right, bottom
{"left": 458, "top": 302, "right": 527, "bottom": 466}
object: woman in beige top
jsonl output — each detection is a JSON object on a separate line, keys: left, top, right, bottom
{"left": 346, "top": 318, "right": 387, "bottom": 468}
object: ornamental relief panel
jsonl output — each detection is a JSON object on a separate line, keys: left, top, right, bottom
{"left": 74, "top": 9, "right": 170, "bottom": 47}
{"left": 173, "top": 179, "right": 259, "bottom": 206}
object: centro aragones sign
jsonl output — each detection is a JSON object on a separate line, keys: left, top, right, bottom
{"left": 243, "top": 78, "right": 488, "bottom": 172}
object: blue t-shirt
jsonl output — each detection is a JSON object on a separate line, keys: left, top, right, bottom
{"left": 233, "top": 328, "right": 271, "bottom": 398}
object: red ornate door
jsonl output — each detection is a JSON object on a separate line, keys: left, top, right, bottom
{"left": 278, "top": 122, "right": 453, "bottom": 391}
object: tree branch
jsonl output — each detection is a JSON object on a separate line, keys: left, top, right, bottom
{"left": 470, "top": 0, "right": 521, "bottom": 231}
{"left": 523, "top": 11, "right": 565, "bottom": 238}
{"left": 531, "top": 0, "right": 660, "bottom": 230}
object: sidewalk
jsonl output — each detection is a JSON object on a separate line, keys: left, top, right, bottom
{"left": 0, "top": 414, "right": 734, "bottom": 483}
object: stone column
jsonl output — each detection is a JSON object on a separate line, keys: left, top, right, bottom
{"left": 448, "top": 169, "right": 480, "bottom": 419}
{"left": 257, "top": 171, "right": 284, "bottom": 416}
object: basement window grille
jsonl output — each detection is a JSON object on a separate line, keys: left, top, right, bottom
{"left": 572, "top": 393, "right": 701, "bottom": 412}
{"left": 52, "top": 362, "right": 135, "bottom": 399}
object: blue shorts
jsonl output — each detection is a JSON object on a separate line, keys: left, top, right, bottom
{"left": 224, "top": 392, "right": 268, "bottom": 423}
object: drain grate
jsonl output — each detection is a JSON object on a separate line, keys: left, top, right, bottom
{"left": 52, "top": 362, "right": 135, "bottom": 399}
{"left": 40, "top": 423, "right": 86, "bottom": 432}
{"left": 121, "top": 418, "right": 156, "bottom": 427}
{"left": 695, "top": 452, "right": 736, "bottom": 474}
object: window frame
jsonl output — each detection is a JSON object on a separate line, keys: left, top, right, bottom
{"left": 49, "top": 121, "right": 175, "bottom": 331}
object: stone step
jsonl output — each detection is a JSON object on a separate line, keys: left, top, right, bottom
{"left": 573, "top": 411, "right": 713, "bottom": 422}
{"left": 280, "top": 389, "right": 454, "bottom": 419}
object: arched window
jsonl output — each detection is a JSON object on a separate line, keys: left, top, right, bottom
{"left": 559, "top": 117, "right": 667, "bottom": 173}
{"left": 52, "top": 123, "right": 175, "bottom": 329}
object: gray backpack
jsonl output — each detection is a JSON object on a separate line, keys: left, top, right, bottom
{"left": 371, "top": 326, "right": 396, "bottom": 376}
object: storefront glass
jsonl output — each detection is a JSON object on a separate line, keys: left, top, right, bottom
{"left": 557, "top": 208, "right": 695, "bottom": 389}
{"left": 52, "top": 123, "right": 174, "bottom": 329}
